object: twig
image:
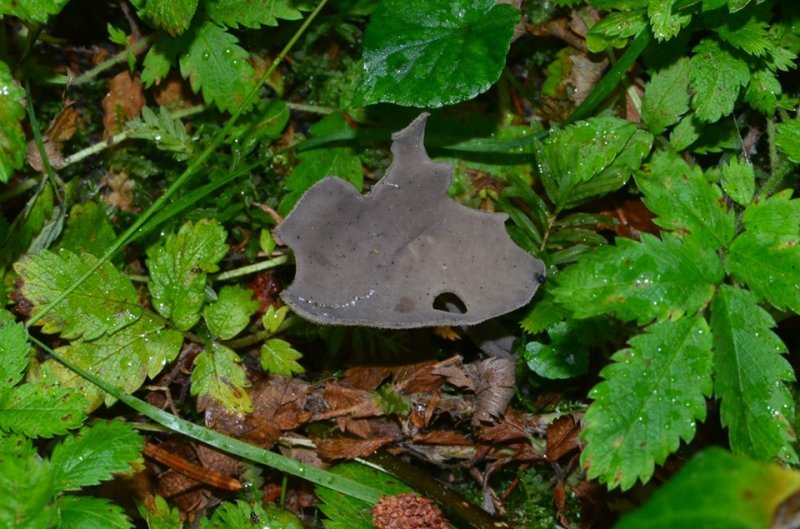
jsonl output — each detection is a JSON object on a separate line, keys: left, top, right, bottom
{"left": 71, "top": 36, "right": 152, "bottom": 85}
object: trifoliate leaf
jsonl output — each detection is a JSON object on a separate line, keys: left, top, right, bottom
{"left": 0, "top": 60, "right": 26, "bottom": 183}
{"left": 581, "top": 317, "right": 712, "bottom": 490}
{"left": 721, "top": 156, "right": 755, "bottom": 205}
{"left": 642, "top": 57, "right": 690, "bottom": 134}
{"left": 711, "top": 285, "right": 796, "bottom": 463}
{"left": 199, "top": 501, "right": 302, "bottom": 529}
{"left": 53, "top": 313, "right": 183, "bottom": 408}
{"left": 137, "top": 496, "right": 182, "bottom": 529}
{"left": 278, "top": 113, "right": 363, "bottom": 214}
{"left": 0, "top": 0, "right": 69, "bottom": 23}
{"left": 635, "top": 151, "right": 735, "bottom": 248}
{"left": 141, "top": 34, "right": 183, "bottom": 87}
{"left": 141, "top": 0, "right": 198, "bottom": 36}
{"left": 50, "top": 420, "right": 143, "bottom": 493}
{"left": 585, "top": 10, "right": 647, "bottom": 52}
{"left": 0, "top": 321, "right": 28, "bottom": 387}
{"left": 57, "top": 202, "right": 116, "bottom": 257}
{"left": 524, "top": 320, "right": 590, "bottom": 379}
{"left": 261, "top": 305, "right": 289, "bottom": 334}
{"left": 179, "top": 21, "right": 256, "bottom": 113}
{"left": 744, "top": 68, "right": 782, "bottom": 116}
{"left": 147, "top": 219, "right": 228, "bottom": 331}
{"left": 552, "top": 234, "right": 725, "bottom": 325}
{"left": 0, "top": 383, "right": 87, "bottom": 438}
{"left": 58, "top": 496, "right": 131, "bottom": 529}
{"left": 203, "top": 285, "right": 258, "bottom": 340}
{"left": 775, "top": 119, "right": 800, "bottom": 164}
{"left": 0, "top": 435, "right": 56, "bottom": 529}
{"left": 615, "top": 447, "right": 800, "bottom": 529}
{"left": 689, "top": 39, "right": 750, "bottom": 123}
{"left": 15, "top": 249, "right": 142, "bottom": 340}
{"left": 191, "top": 342, "right": 252, "bottom": 413}
{"left": 353, "top": 0, "right": 519, "bottom": 108}
{"left": 205, "top": 0, "right": 301, "bottom": 29}
{"left": 260, "top": 338, "right": 304, "bottom": 377}
{"left": 727, "top": 191, "right": 800, "bottom": 314}
{"left": 648, "top": 0, "right": 691, "bottom": 41}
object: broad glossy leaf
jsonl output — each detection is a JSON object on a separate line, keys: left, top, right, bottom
{"left": 191, "top": 342, "right": 252, "bottom": 413}
{"left": 636, "top": 151, "right": 735, "bottom": 248}
{"left": 203, "top": 285, "right": 259, "bottom": 340}
{"left": 0, "top": 60, "right": 25, "bottom": 183}
{"left": 581, "top": 317, "right": 712, "bottom": 490}
{"left": 711, "top": 285, "right": 796, "bottom": 462}
{"left": 615, "top": 448, "right": 800, "bottom": 529}
{"left": 15, "top": 249, "right": 142, "bottom": 340}
{"left": 353, "top": 0, "right": 519, "bottom": 108}
{"left": 552, "top": 234, "right": 725, "bottom": 325}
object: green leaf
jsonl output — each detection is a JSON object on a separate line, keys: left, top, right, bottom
{"left": 137, "top": 496, "right": 183, "bottom": 529}
{"left": 713, "top": 10, "right": 770, "bottom": 56}
{"left": 727, "top": 191, "right": 800, "bottom": 314}
{"left": 203, "top": 285, "right": 258, "bottom": 340}
{"left": 50, "top": 420, "right": 143, "bottom": 492}
{"left": 205, "top": 0, "right": 301, "bottom": 28}
{"left": 721, "top": 156, "right": 755, "bottom": 205}
{"left": 586, "top": 10, "right": 647, "bottom": 52}
{"left": 278, "top": 114, "right": 363, "bottom": 214}
{"left": 668, "top": 114, "right": 700, "bottom": 150}
{"left": 58, "top": 496, "right": 132, "bottom": 529}
{"left": 141, "top": 0, "right": 198, "bottom": 36}
{"left": 641, "top": 57, "right": 690, "bottom": 134}
{"left": 0, "top": 322, "right": 29, "bottom": 387}
{"left": 54, "top": 313, "right": 183, "bottom": 408}
{"left": 711, "top": 285, "right": 796, "bottom": 463}
{"left": 552, "top": 234, "right": 725, "bottom": 325}
{"left": 0, "top": 382, "right": 87, "bottom": 438}
{"left": 147, "top": 219, "right": 228, "bottom": 331}
{"left": 178, "top": 21, "right": 257, "bottom": 112}
{"left": 141, "top": 34, "right": 183, "bottom": 87}
{"left": 316, "top": 462, "right": 412, "bottom": 529}
{"left": 581, "top": 317, "right": 713, "bottom": 490}
{"left": 615, "top": 448, "right": 800, "bottom": 529}
{"left": 0, "top": 0, "right": 69, "bottom": 23}
{"left": 57, "top": 202, "right": 117, "bottom": 257}
{"left": 0, "top": 60, "right": 25, "bottom": 183}
{"left": 191, "top": 342, "right": 252, "bottom": 413}
{"left": 524, "top": 320, "right": 590, "bottom": 379}
{"left": 374, "top": 384, "right": 410, "bottom": 415}
{"left": 0, "top": 435, "right": 56, "bottom": 529}
{"left": 261, "top": 305, "right": 289, "bottom": 334}
{"left": 635, "top": 151, "right": 735, "bottom": 248}
{"left": 353, "top": 0, "right": 519, "bottom": 107}
{"left": 776, "top": 119, "right": 800, "bottom": 164}
{"left": 688, "top": 38, "right": 750, "bottom": 123}
{"left": 199, "top": 501, "right": 303, "bottom": 529}
{"left": 127, "top": 106, "right": 194, "bottom": 161}
{"left": 648, "top": 0, "right": 691, "bottom": 41}
{"left": 260, "top": 338, "right": 304, "bottom": 377}
{"left": 259, "top": 229, "right": 276, "bottom": 256}
{"left": 744, "top": 68, "right": 782, "bottom": 115}
{"left": 15, "top": 249, "right": 142, "bottom": 340}
{"left": 519, "top": 297, "right": 570, "bottom": 335}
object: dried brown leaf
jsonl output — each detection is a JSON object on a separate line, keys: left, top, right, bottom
{"left": 315, "top": 436, "right": 394, "bottom": 461}
{"left": 103, "top": 71, "right": 145, "bottom": 137}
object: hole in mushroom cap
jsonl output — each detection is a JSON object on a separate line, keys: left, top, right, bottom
{"left": 432, "top": 292, "right": 467, "bottom": 314}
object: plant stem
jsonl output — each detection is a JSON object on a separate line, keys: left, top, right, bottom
{"left": 0, "top": 178, "right": 38, "bottom": 202}
{"left": 285, "top": 102, "right": 336, "bottom": 114}
{"left": 214, "top": 255, "right": 289, "bottom": 281}
{"left": 756, "top": 118, "right": 792, "bottom": 202}
{"left": 223, "top": 316, "right": 299, "bottom": 349}
{"left": 71, "top": 36, "right": 152, "bottom": 85}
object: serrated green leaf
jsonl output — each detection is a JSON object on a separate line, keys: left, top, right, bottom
{"left": 0, "top": 0, "right": 69, "bottom": 23}
{"left": 179, "top": 22, "right": 256, "bottom": 112}
{"left": 727, "top": 191, "right": 800, "bottom": 314}
{"left": 204, "top": 285, "right": 258, "bottom": 340}
{"left": 552, "top": 234, "right": 724, "bottom": 325}
{"left": 648, "top": 0, "right": 691, "bottom": 41}
{"left": 260, "top": 338, "right": 304, "bottom": 377}
{"left": 642, "top": 57, "right": 690, "bottom": 134}
{"left": 0, "top": 383, "right": 87, "bottom": 438}
{"left": 668, "top": 114, "right": 700, "bottom": 150}
{"left": 261, "top": 305, "right": 289, "bottom": 334}
{"left": 137, "top": 495, "right": 183, "bottom": 529}
{"left": 57, "top": 202, "right": 116, "bottom": 257}
{"left": 776, "top": 119, "right": 800, "bottom": 164}
{"left": 353, "top": 0, "right": 519, "bottom": 107}
{"left": 142, "top": 0, "right": 197, "bottom": 36}
{"left": 147, "top": 219, "right": 228, "bottom": 331}
{"left": 0, "top": 60, "right": 25, "bottom": 183}
{"left": 192, "top": 342, "right": 252, "bottom": 413}
{"left": 141, "top": 34, "right": 184, "bottom": 87}
{"left": 200, "top": 501, "right": 302, "bottom": 529}
{"left": 127, "top": 106, "right": 193, "bottom": 160}
{"left": 711, "top": 285, "right": 796, "bottom": 463}
{"left": 520, "top": 297, "right": 570, "bottom": 335}
{"left": 54, "top": 313, "right": 183, "bottom": 409}
{"left": 689, "top": 38, "right": 750, "bottom": 123}
{"left": 278, "top": 114, "right": 363, "bottom": 214}
{"left": 0, "top": 322, "right": 28, "bottom": 387}
{"left": 0, "top": 435, "right": 56, "bottom": 529}
{"left": 50, "top": 420, "right": 143, "bottom": 493}
{"left": 714, "top": 10, "right": 770, "bottom": 56}
{"left": 615, "top": 448, "right": 800, "bottom": 529}
{"left": 586, "top": 10, "right": 647, "bottom": 52}
{"left": 744, "top": 68, "right": 781, "bottom": 116}
{"left": 524, "top": 320, "right": 589, "bottom": 379}
{"left": 635, "top": 151, "right": 735, "bottom": 248}
{"left": 581, "top": 316, "right": 712, "bottom": 490}
{"left": 721, "top": 156, "right": 755, "bottom": 205}
{"left": 205, "top": 0, "right": 301, "bottom": 28}
{"left": 316, "top": 462, "right": 412, "bottom": 529}
{"left": 15, "top": 249, "right": 142, "bottom": 341}
{"left": 58, "top": 495, "right": 132, "bottom": 529}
